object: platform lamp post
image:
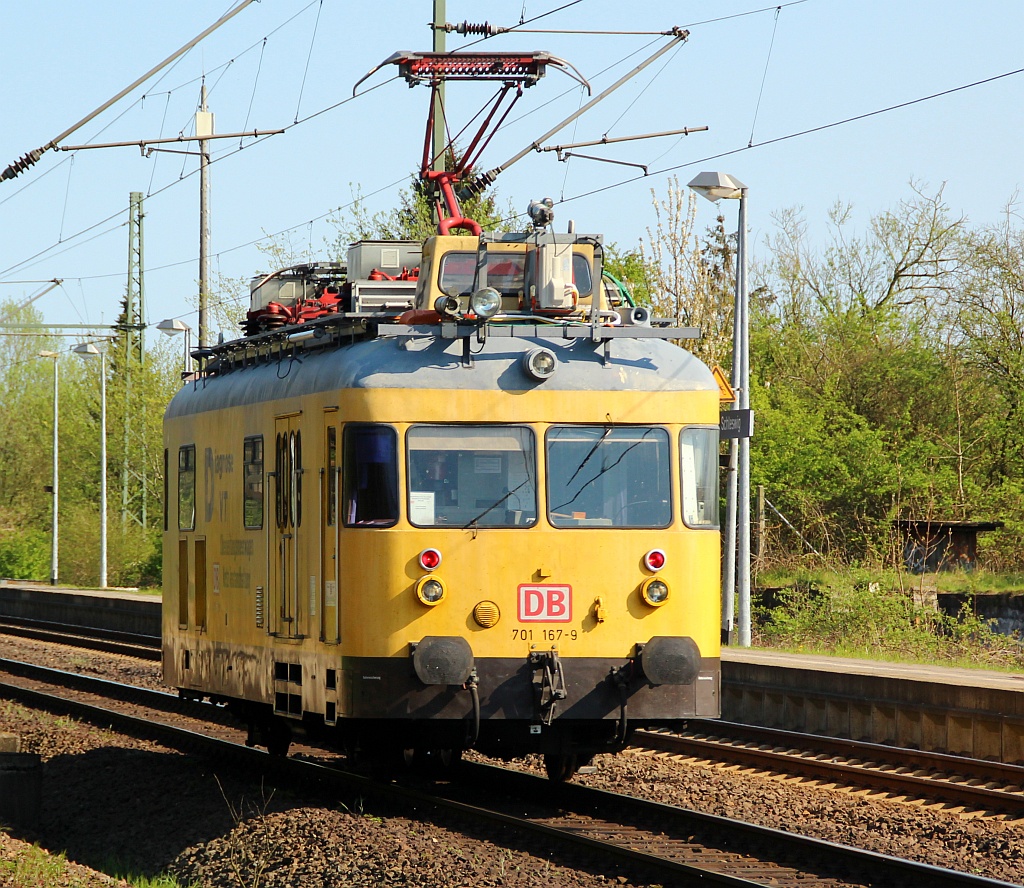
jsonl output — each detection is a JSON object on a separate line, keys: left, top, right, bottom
{"left": 157, "top": 318, "right": 193, "bottom": 378}
{"left": 73, "top": 342, "right": 107, "bottom": 589}
{"left": 38, "top": 350, "right": 60, "bottom": 586}
{"left": 687, "top": 171, "right": 751, "bottom": 647}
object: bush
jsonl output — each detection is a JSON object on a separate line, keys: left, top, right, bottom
{"left": 753, "top": 569, "right": 1022, "bottom": 669}
{"left": 0, "top": 528, "right": 49, "bottom": 580}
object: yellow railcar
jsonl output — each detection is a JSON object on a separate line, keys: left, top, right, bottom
{"left": 163, "top": 229, "right": 721, "bottom": 780}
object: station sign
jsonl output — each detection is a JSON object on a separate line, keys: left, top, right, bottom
{"left": 720, "top": 408, "right": 754, "bottom": 439}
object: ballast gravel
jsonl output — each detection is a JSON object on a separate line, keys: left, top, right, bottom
{"left": 2, "top": 634, "right": 1024, "bottom": 887}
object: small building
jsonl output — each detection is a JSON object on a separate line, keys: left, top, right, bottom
{"left": 893, "top": 519, "right": 1004, "bottom": 573}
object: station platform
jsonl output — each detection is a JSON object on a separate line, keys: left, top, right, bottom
{"left": 721, "top": 647, "right": 1024, "bottom": 763}
{"left": 0, "top": 581, "right": 160, "bottom": 638}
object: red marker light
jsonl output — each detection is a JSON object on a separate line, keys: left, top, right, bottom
{"left": 644, "top": 549, "right": 666, "bottom": 571}
{"left": 419, "top": 548, "right": 442, "bottom": 571}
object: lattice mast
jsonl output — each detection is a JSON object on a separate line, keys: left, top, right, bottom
{"left": 119, "top": 191, "right": 147, "bottom": 529}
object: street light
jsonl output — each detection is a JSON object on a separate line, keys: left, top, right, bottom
{"left": 73, "top": 342, "right": 107, "bottom": 589}
{"left": 157, "top": 317, "right": 193, "bottom": 378}
{"left": 688, "top": 171, "right": 751, "bottom": 647}
{"left": 38, "top": 350, "right": 59, "bottom": 586}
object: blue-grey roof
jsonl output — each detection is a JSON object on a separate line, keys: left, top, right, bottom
{"left": 165, "top": 332, "right": 716, "bottom": 419}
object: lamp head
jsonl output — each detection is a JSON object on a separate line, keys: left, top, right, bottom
{"left": 157, "top": 318, "right": 190, "bottom": 337}
{"left": 687, "top": 171, "right": 746, "bottom": 202}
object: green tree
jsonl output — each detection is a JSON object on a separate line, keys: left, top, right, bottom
{"left": 751, "top": 186, "right": 978, "bottom": 564}
{"left": 329, "top": 156, "right": 517, "bottom": 253}
{"left": 0, "top": 299, "right": 181, "bottom": 586}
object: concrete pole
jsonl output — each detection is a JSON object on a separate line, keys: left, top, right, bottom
{"left": 721, "top": 204, "right": 744, "bottom": 643}
{"left": 198, "top": 85, "right": 212, "bottom": 348}
{"left": 99, "top": 351, "right": 107, "bottom": 588}
{"left": 737, "top": 187, "right": 752, "bottom": 647}
{"left": 47, "top": 355, "right": 58, "bottom": 586}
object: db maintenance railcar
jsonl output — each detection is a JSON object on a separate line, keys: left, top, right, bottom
{"left": 163, "top": 43, "right": 721, "bottom": 780}
{"left": 162, "top": 224, "right": 722, "bottom": 780}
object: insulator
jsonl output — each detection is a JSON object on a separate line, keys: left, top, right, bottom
{"left": 457, "top": 169, "right": 497, "bottom": 201}
{"left": 2, "top": 148, "right": 44, "bottom": 182}
{"left": 454, "top": 20, "right": 504, "bottom": 37}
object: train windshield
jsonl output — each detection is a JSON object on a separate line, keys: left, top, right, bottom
{"left": 438, "top": 251, "right": 594, "bottom": 298}
{"left": 680, "top": 427, "right": 719, "bottom": 528}
{"left": 546, "top": 426, "right": 671, "bottom": 528}
{"left": 438, "top": 252, "right": 526, "bottom": 298}
{"left": 407, "top": 425, "right": 537, "bottom": 527}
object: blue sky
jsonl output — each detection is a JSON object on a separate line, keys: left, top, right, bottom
{"left": 2, "top": 1, "right": 1022, "bottom": 337}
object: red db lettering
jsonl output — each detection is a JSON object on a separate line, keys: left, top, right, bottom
{"left": 525, "top": 589, "right": 544, "bottom": 617}
{"left": 518, "top": 585, "right": 572, "bottom": 622}
{"left": 548, "top": 589, "right": 567, "bottom": 618}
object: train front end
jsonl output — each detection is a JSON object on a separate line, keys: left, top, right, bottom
{"left": 334, "top": 233, "right": 721, "bottom": 777}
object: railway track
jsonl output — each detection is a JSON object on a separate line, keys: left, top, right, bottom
{"left": 8, "top": 615, "right": 1024, "bottom": 820}
{"left": 639, "top": 721, "right": 1024, "bottom": 819}
{"left": 0, "top": 657, "right": 1016, "bottom": 888}
{"left": 0, "top": 615, "right": 160, "bottom": 661}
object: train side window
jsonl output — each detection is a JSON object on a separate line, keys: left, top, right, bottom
{"left": 407, "top": 425, "right": 537, "bottom": 527}
{"left": 275, "top": 433, "right": 289, "bottom": 529}
{"left": 343, "top": 425, "right": 398, "bottom": 527}
{"left": 571, "top": 253, "right": 593, "bottom": 296}
{"left": 178, "top": 445, "right": 196, "bottom": 531}
{"left": 680, "top": 427, "right": 720, "bottom": 529}
{"left": 243, "top": 436, "right": 264, "bottom": 529}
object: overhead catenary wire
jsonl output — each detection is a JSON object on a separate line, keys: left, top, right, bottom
{"left": 438, "top": 0, "right": 809, "bottom": 40}
{"left": 748, "top": 6, "right": 783, "bottom": 147}
{"left": 148, "top": 92, "right": 173, "bottom": 194}
{"left": 0, "top": 0, "right": 322, "bottom": 210}
{"left": 0, "top": 73, "right": 400, "bottom": 281}
{"left": 6, "top": 0, "right": 1016, "bottom": 326}
{"left": 294, "top": 0, "right": 324, "bottom": 123}
{"left": 0, "top": 0, "right": 259, "bottom": 182}
{"left": 241, "top": 39, "right": 269, "bottom": 145}
{"left": 0, "top": 0, "right": 615, "bottom": 283}
{"left": 15, "top": 57, "right": 1023, "bottom": 292}
{"left": 542, "top": 62, "right": 1024, "bottom": 213}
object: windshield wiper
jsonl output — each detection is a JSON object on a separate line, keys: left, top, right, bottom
{"left": 561, "top": 426, "right": 612, "bottom": 489}
{"left": 551, "top": 430, "right": 653, "bottom": 514}
{"left": 463, "top": 477, "right": 532, "bottom": 529}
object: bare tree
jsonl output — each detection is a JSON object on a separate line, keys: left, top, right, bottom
{"left": 640, "top": 177, "right": 735, "bottom": 366}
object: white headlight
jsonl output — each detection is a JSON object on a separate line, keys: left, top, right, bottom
{"left": 522, "top": 346, "right": 557, "bottom": 380}
{"left": 469, "top": 286, "right": 502, "bottom": 319}
{"left": 415, "top": 575, "right": 447, "bottom": 605}
{"left": 641, "top": 578, "right": 670, "bottom": 607}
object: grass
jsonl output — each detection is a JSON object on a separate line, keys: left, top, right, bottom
{"left": 926, "top": 567, "right": 1024, "bottom": 594}
{"left": 0, "top": 843, "right": 76, "bottom": 888}
{"left": 0, "top": 833, "right": 192, "bottom": 888}
{"left": 751, "top": 566, "right": 1024, "bottom": 671}
{"left": 757, "top": 565, "right": 1024, "bottom": 595}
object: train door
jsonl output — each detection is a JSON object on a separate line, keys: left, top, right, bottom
{"left": 271, "top": 413, "right": 303, "bottom": 638}
{"left": 321, "top": 411, "right": 341, "bottom": 643}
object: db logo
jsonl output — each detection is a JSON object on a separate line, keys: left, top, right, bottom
{"left": 517, "top": 584, "right": 572, "bottom": 622}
